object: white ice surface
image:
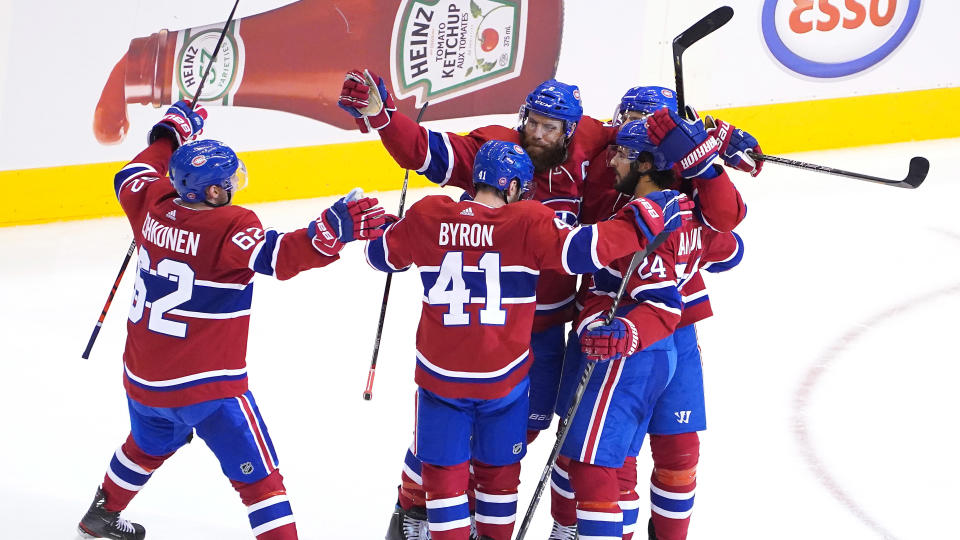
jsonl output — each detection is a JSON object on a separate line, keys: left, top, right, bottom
{"left": 0, "top": 139, "right": 958, "bottom": 539}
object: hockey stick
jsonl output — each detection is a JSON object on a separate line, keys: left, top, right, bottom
{"left": 363, "top": 102, "right": 430, "bottom": 401}
{"left": 81, "top": 0, "right": 240, "bottom": 360}
{"left": 747, "top": 151, "right": 928, "bottom": 189}
{"left": 674, "top": 6, "right": 734, "bottom": 117}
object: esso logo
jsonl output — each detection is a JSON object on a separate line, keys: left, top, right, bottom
{"left": 761, "top": 0, "right": 921, "bottom": 77}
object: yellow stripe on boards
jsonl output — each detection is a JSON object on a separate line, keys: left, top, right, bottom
{"left": 1, "top": 86, "right": 957, "bottom": 227}
{"left": 699, "top": 86, "right": 960, "bottom": 154}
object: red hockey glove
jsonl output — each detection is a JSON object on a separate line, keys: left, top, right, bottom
{"left": 621, "top": 197, "right": 665, "bottom": 245}
{"left": 309, "top": 188, "right": 386, "bottom": 255}
{"left": 706, "top": 117, "right": 763, "bottom": 177}
{"left": 338, "top": 69, "right": 397, "bottom": 133}
{"left": 581, "top": 317, "right": 640, "bottom": 362}
{"left": 149, "top": 100, "right": 207, "bottom": 148}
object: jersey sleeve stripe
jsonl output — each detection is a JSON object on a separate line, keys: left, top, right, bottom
{"left": 248, "top": 230, "right": 283, "bottom": 276}
{"left": 702, "top": 232, "right": 744, "bottom": 273}
{"left": 114, "top": 164, "right": 158, "bottom": 197}
{"left": 560, "top": 226, "right": 602, "bottom": 275}
{"left": 420, "top": 130, "right": 455, "bottom": 185}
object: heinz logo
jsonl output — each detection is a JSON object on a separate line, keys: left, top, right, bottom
{"left": 761, "top": 0, "right": 921, "bottom": 77}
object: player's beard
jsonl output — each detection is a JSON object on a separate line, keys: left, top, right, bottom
{"left": 520, "top": 133, "right": 567, "bottom": 173}
{"left": 614, "top": 168, "right": 642, "bottom": 196}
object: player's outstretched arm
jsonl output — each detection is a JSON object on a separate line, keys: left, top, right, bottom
{"left": 536, "top": 195, "right": 676, "bottom": 276}
{"left": 243, "top": 189, "right": 387, "bottom": 281}
{"left": 338, "top": 68, "right": 483, "bottom": 188}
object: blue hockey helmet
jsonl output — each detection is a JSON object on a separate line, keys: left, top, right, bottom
{"left": 169, "top": 140, "right": 248, "bottom": 203}
{"left": 613, "top": 119, "right": 673, "bottom": 171}
{"left": 613, "top": 86, "right": 677, "bottom": 125}
{"left": 518, "top": 79, "right": 583, "bottom": 139}
{"left": 473, "top": 140, "right": 535, "bottom": 200}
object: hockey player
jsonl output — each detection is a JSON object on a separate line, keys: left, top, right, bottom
{"left": 550, "top": 87, "right": 756, "bottom": 540}
{"left": 338, "top": 70, "right": 617, "bottom": 536}
{"left": 363, "top": 140, "right": 681, "bottom": 540}
{"left": 548, "top": 117, "right": 746, "bottom": 540}
{"left": 76, "top": 101, "right": 386, "bottom": 540}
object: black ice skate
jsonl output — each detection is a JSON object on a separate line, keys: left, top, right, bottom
{"left": 386, "top": 503, "right": 430, "bottom": 540}
{"left": 77, "top": 487, "right": 146, "bottom": 540}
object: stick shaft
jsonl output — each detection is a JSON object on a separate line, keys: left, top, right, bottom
{"left": 362, "top": 102, "right": 430, "bottom": 400}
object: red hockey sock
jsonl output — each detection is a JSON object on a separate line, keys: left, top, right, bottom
{"left": 101, "top": 433, "right": 173, "bottom": 512}
{"left": 649, "top": 433, "right": 699, "bottom": 540}
{"left": 232, "top": 470, "right": 297, "bottom": 539}
{"left": 619, "top": 456, "right": 641, "bottom": 540}
{"left": 550, "top": 455, "right": 577, "bottom": 526}
{"left": 422, "top": 462, "right": 471, "bottom": 540}
{"left": 473, "top": 461, "right": 521, "bottom": 540}
{"left": 526, "top": 429, "right": 540, "bottom": 445}
{"left": 569, "top": 460, "right": 622, "bottom": 539}
{"left": 399, "top": 446, "right": 426, "bottom": 510}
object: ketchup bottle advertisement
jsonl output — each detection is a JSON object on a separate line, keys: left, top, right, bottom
{"left": 94, "top": 0, "right": 563, "bottom": 144}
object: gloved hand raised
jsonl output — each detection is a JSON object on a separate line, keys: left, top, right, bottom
{"left": 149, "top": 100, "right": 207, "bottom": 148}
{"left": 646, "top": 108, "right": 719, "bottom": 179}
{"left": 309, "top": 188, "right": 387, "bottom": 255}
{"left": 580, "top": 317, "right": 640, "bottom": 362}
{"left": 338, "top": 69, "right": 397, "bottom": 133}
{"left": 706, "top": 117, "right": 763, "bottom": 177}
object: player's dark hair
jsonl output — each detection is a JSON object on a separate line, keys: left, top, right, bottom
{"left": 634, "top": 153, "right": 675, "bottom": 189}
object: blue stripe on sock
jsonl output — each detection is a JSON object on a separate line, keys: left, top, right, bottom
{"left": 650, "top": 491, "right": 695, "bottom": 514}
{"left": 109, "top": 455, "right": 151, "bottom": 487}
{"left": 248, "top": 501, "right": 293, "bottom": 529}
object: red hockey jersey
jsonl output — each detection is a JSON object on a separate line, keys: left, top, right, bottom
{"left": 116, "top": 140, "right": 339, "bottom": 407}
{"left": 377, "top": 110, "right": 616, "bottom": 330}
{"left": 578, "top": 191, "right": 742, "bottom": 348}
{"left": 365, "top": 195, "right": 660, "bottom": 399}
{"left": 579, "top": 161, "right": 746, "bottom": 327}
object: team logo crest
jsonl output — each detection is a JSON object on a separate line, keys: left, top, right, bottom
{"left": 572, "top": 88, "right": 581, "bottom": 101}
{"left": 512, "top": 442, "right": 523, "bottom": 455}
{"left": 191, "top": 155, "right": 207, "bottom": 167}
{"left": 240, "top": 462, "right": 254, "bottom": 475}
{"left": 498, "top": 177, "right": 508, "bottom": 187}
{"left": 513, "top": 144, "right": 523, "bottom": 153}
{"left": 661, "top": 89, "right": 674, "bottom": 98}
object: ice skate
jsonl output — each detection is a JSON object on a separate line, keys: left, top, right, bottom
{"left": 386, "top": 503, "right": 430, "bottom": 540}
{"left": 77, "top": 487, "right": 145, "bottom": 540}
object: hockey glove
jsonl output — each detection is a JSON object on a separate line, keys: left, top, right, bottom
{"left": 309, "top": 188, "right": 387, "bottom": 254}
{"left": 338, "top": 69, "right": 397, "bottom": 133}
{"left": 148, "top": 100, "right": 207, "bottom": 148}
{"left": 706, "top": 117, "right": 763, "bottom": 177}
{"left": 581, "top": 317, "right": 640, "bottom": 362}
{"left": 647, "top": 108, "right": 719, "bottom": 179}
{"left": 621, "top": 197, "right": 665, "bottom": 245}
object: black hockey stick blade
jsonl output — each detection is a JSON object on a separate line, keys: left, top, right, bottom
{"left": 749, "top": 151, "right": 929, "bottom": 189}
{"left": 673, "top": 6, "right": 734, "bottom": 116}
{"left": 673, "top": 6, "right": 734, "bottom": 53}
